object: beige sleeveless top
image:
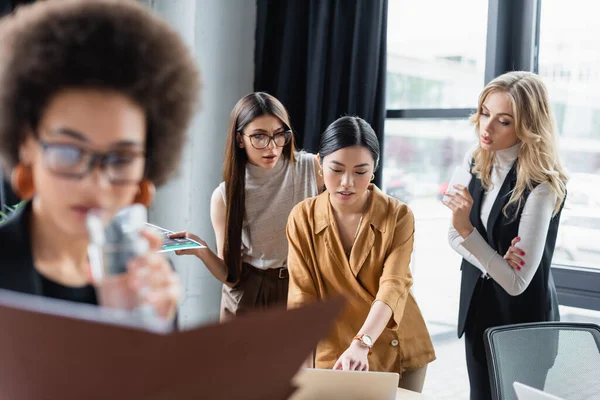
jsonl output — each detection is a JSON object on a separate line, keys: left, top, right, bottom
{"left": 219, "top": 151, "right": 318, "bottom": 270}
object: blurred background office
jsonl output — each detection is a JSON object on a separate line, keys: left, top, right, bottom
{"left": 2, "top": 1, "right": 600, "bottom": 398}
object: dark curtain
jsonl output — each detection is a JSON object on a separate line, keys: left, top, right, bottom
{"left": 255, "top": 0, "right": 388, "bottom": 185}
{"left": 0, "top": 0, "right": 35, "bottom": 17}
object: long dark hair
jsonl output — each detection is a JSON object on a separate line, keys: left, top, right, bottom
{"left": 318, "top": 116, "right": 380, "bottom": 170}
{"left": 222, "top": 92, "right": 295, "bottom": 284}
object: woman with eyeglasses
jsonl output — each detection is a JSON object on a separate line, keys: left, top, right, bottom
{"left": 0, "top": 0, "right": 199, "bottom": 319}
{"left": 169, "top": 92, "right": 323, "bottom": 319}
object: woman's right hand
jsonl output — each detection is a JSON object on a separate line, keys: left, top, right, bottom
{"left": 333, "top": 341, "right": 370, "bottom": 371}
{"left": 94, "top": 230, "right": 181, "bottom": 321}
{"left": 168, "top": 231, "right": 208, "bottom": 259}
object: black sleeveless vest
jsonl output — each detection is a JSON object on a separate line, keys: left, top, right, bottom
{"left": 457, "top": 162, "right": 563, "bottom": 338}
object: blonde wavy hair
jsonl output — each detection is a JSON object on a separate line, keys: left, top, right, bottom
{"left": 470, "top": 71, "right": 568, "bottom": 217}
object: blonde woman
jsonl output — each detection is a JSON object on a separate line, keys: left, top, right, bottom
{"left": 444, "top": 71, "right": 567, "bottom": 399}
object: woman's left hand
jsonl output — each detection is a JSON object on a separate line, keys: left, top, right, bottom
{"left": 332, "top": 341, "right": 370, "bottom": 371}
{"left": 443, "top": 184, "right": 475, "bottom": 238}
{"left": 126, "top": 230, "right": 182, "bottom": 320}
{"left": 504, "top": 236, "right": 525, "bottom": 271}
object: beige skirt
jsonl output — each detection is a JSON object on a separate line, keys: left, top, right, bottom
{"left": 220, "top": 263, "right": 289, "bottom": 322}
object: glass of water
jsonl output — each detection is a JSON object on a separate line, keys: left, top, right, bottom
{"left": 86, "top": 205, "right": 157, "bottom": 321}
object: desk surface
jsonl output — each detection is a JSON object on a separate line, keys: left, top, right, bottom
{"left": 396, "top": 387, "right": 430, "bottom": 399}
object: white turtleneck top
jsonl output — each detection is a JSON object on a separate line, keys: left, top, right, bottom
{"left": 448, "top": 143, "right": 559, "bottom": 296}
{"left": 219, "top": 151, "right": 318, "bottom": 270}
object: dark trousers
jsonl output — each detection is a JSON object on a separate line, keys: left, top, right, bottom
{"left": 464, "top": 279, "right": 558, "bottom": 400}
{"left": 465, "top": 318, "right": 492, "bottom": 400}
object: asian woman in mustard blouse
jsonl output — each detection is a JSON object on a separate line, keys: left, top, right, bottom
{"left": 286, "top": 116, "right": 435, "bottom": 392}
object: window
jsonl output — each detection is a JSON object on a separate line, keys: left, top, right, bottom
{"left": 538, "top": 0, "right": 600, "bottom": 269}
{"left": 382, "top": 119, "right": 476, "bottom": 198}
{"left": 384, "top": 1, "right": 600, "bottom": 398}
{"left": 385, "top": 1, "right": 489, "bottom": 397}
{"left": 386, "top": 0, "right": 488, "bottom": 109}
{"left": 383, "top": 119, "right": 477, "bottom": 398}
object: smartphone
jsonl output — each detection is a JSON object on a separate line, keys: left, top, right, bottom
{"left": 144, "top": 222, "right": 207, "bottom": 253}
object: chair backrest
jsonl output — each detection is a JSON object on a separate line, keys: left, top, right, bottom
{"left": 484, "top": 322, "right": 600, "bottom": 400}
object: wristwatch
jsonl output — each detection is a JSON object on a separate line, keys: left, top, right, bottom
{"left": 353, "top": 334, "right": 373, "bottom": 355}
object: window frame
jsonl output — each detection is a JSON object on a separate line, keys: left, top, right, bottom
{"left": 385, "top": 0, "right": 600, "bottom": 311}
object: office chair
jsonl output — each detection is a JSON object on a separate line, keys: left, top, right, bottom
{"left": 484, "top": 322, "right": 600, "bottom": 400}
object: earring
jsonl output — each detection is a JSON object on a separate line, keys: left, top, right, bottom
{"left": 133, "top": 179, "right": 155, "bottom": 207}
{"left": 236, "top": 133, "right": 245, "bottom": 148}
{"left": 318, "top": 168, "right": 323, "bottom": 177}
{"left": 11, "top": 164, "right": 35, "bottom": 200}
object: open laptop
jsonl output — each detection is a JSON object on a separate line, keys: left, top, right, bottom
{"left": 514, "top": 382, "right": 565, "bottom": 400}
{"left": 290, "top": 368, "right": 399, "bottom": 400}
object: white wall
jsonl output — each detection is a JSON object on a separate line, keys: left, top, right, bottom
{"left": 140, "top": 0, "right": 256, "bottom": 329}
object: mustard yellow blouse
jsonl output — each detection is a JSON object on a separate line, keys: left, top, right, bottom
{"left": 286, "top": 185, "right": 435, "bottom": 374}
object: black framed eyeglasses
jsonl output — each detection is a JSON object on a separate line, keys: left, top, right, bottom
{"left": 37, "top": 139, "right": 146, "bottom": 185}
{"left": 242, "top": 130, "right": 292, "bottom": 150}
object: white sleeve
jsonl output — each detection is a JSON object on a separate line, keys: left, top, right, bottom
{"left": 447, "top": 145, "right": 487, "bottom": 275}
{"left": 448, "top": 226, "right": 488, "bottom": 275}
{"left": 459, "top": 182, "right": 558, "bottom": 296}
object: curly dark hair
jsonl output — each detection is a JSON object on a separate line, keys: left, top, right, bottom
{"left": 0, "top": 0, "right": 200, "bottom": 186}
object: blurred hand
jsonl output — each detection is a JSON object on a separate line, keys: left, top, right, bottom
{"left": 95, "top": 229, "right": 181, "bottom": 320}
